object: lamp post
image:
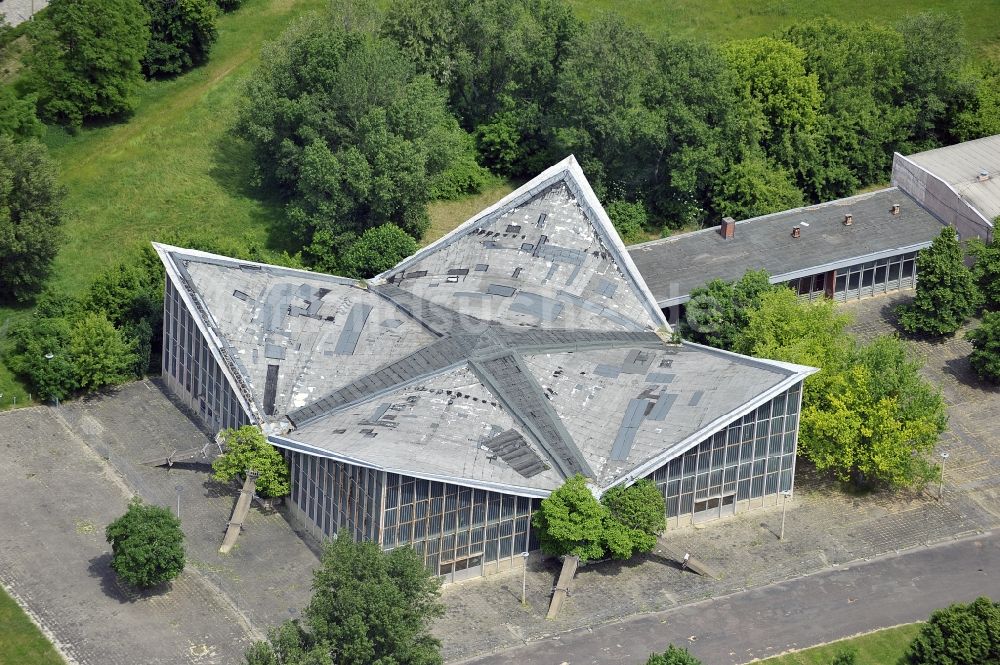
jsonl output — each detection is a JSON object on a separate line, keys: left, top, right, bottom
{"left": 938, "top": 452, "right": 949, "bottom": 500}
{"left": 175, "top": 484, "right": 184, "bottom": 518}
{"left": 779, "top": 490, "right": 792, "bottom": 541}
{"left": 43, "top": 353, "right": 58, "bottom": 407}
{"left": 521, "top": 551, "right": 529, "bottom": 605}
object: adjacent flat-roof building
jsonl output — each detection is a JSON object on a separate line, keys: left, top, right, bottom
{"left": 628, "top": 134, "right": 1000, "bottom": 318}
{"left": 156, "top": 157, "right": 815, "bottom": 582}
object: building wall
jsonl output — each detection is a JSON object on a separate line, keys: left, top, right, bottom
{"left": 647, "top": 382, "right": 802, "bottom": 528}
{"left": 286, "top": 452, "right": 383, "bottom": 544}
{"left": 783, "top": 251, "right": 918, "bottom": 304}
{"left": 163, "top": 277, "right": 250, "bottom": 433}
{"left": 892, "top": 153, "right": 994, "bottom": 242}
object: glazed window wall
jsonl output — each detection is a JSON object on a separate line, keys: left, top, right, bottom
{"left": 381, "top": 473, "right": 537, "bottom": 582}
{"left": 785, "top": 272, "right": 828, "bottom": 302}
{"left": 648, "top": 382, "right": 801, "bottom": 525}
{"left": 288, "top": 451, "right": 382, "bottom": 543}
{"left": 833, "top": 253, "right": 916, "bottom": 301}
{"left": 163, "top": 277, "right": 249, "bottom": 433}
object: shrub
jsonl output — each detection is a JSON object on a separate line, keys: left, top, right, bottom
{"left": 645, "top": 645, "right": 703, "bottom": 665}
{"left": 212, "top": 426, "right": 291, "bottom": 498}
{"left": 607, "top": 200, "right": 648, "bottom": 245}
{"left": 906, "top": 596, "right": 1000, "bottom": 665}
{"left": 339, "top": 223, "right": 418, "bottom": 279}
{"left": 967, "top": 311, "right": 1000, "bottom": 383}
{"left": 532, "top": 474, "right": 608, "bottom": 562}
{"left": 105, "top": 498, "right": 185, "bottom": 588}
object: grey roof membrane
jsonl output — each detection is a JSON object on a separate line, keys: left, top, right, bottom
{"left": 155, "top": 156, "right": 814, "bottom": 495}
{"left": 905, "top": 134, "right": 1000, "bottom": 222}
{"left": 629, "top": 187, "right": 947, "bottom": 306}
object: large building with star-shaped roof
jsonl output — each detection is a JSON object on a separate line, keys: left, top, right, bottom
{"left": 156, "top": 156, "right": 815, "bottom": 582}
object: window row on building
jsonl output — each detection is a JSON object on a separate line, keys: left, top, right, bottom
{"left": 163, "top": 278, "right": 249, "bottom": 433}
{"left": 783, "top": 252, "right": 918, "bottom": 303}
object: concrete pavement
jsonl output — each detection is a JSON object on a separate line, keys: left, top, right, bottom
{"left": 464, "top": 531, "right": 1000, "bottom": 664}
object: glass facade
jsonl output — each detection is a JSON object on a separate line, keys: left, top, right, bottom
{"left": 163, "top": 278, "right": 250, "bottom": 432}
{"left": 647, "top": 383, "right": 801, "bottom": 527}
{"left": 288, "top": 451, "right": 383, "bottom": 543}
{"left": 785, "top": 272, "right": 829, "bottom": 302}
{"left": 833, "top": 252, "right": 916, "bottom": 301}
{"left": 381, "top": 474, "right": 538, "bottom": 583}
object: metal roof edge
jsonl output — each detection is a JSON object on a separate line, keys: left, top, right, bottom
{"left": 267, "top": 434, "right": 555, "bottom": 498}
{"left": 679, "top": 340, "right": 819, "bottom": 379}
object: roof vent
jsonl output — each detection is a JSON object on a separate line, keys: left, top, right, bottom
{"left": 979, "top": 170, "right": 991, "bottom": 182}
{"left": 891, "top": 204, "right": 900, "bottom": 216}
{"left": 843, "top": 213, "right": 853, "bottom": 226}
{"left": 791, "top": 226, "right": 801, "bottom": 239}
{"left": 720, "top": 216, "right": 736, "bottom": 240}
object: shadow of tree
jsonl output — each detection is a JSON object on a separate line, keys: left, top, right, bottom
{"left": 87, "top": 552, "right": 172, "bottom": 602}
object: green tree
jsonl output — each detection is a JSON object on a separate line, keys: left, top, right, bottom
{"left": 244, "top": 620, "right": 332, "bottom": 665}
{"left": 600, "top": 479, "right": 665, "bottom": 560}
{"left": 906, "top": 597, "right": 1000, "bottom": 665}
{"left": 970, "top": 236, "right": 1000, "bottom": 309}
{"left": 721, "top": 37, "right": 822, "bottom": 149}
{"left": 339, "top": 223, "right": 418, "bottom": 279}
{"left": 606, "top": 200, "right": 648, "bottom": 245}
{"left": 645, "top": 645, "right": 703, "bottom": 665}
{"left": 105, "top": 498, "right": 185, "bottom": 588}
{"left": 0, "top": 86, "right": 44, "bottom": 139}
{"left": 6, "top": 307, "right": 79, "bottom": 401}
{"left": 25, "top": 0, "right": 150, "bottom": 126}
{"left": 532, "top": 474, "right": 608, "bottom": 562}
{"left": 800, "top": 337, "right": 947, "bottom": 488}
{"left": 212, "top": 426, "right": 291, "bottom": 498}
{"left": 967, "top": 312, "right": 1000, "bottom": 384}
{"left": 711, "top": 154, "right": 805, "bottom": 220}
{"left": 141, "top": 0, "right": 218, "bottom": 78}
{"left": 0, "top": 136, "right": 65, "bottom": 303}
{"left": 683, "top": 270, "right": 777, "bottom": 352}
{"left": 235, "top": 5, "right": 484, "bottom": 264}
{"left": 953, "top": 65, "right": 1000, "bottom": 142}
{"left": 306, "top": 537, "right": 443, "bottom": 665}
{"left": 68, "top": 311, "right": 139, "bottom": 391}
{"left": 830, "top": 648, "right": 858, "bottom": 665}
{"left": 897, "top": 227, "right": 982, "bottom": 336}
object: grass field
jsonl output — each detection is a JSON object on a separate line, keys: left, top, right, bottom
{"left": 0, "top": 586, "right": 64, "bottom": 665}
{"left": 568, "top": 0, "right": 1000, "bottom": 61}
{"left": 757, "top": 623, "right": 921, "bottom": 665}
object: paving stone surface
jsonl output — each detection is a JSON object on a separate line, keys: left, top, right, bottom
{"left": 2, "top": 291, "right": 1000, "bottom": 664}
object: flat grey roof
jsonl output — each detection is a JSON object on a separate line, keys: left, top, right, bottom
{"left": 906, "top": 134, "right": 1000, "bottom": 222}
{"left": 628, "top": 187, "right": 946, "bottom": 306}
{"left": 156, "top": 156, "right": 815, "bottom": 495}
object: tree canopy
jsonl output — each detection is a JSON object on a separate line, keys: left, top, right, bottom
{"left": 105, "top": 498, "right": 186, "bottom": 588}
{"left": 245, "top": 537, "right": 444, "bottom": 665}
{"left": 213, "top": 426, "right": 291, "bottom": 498}
{"left": 967, "top": 312, "right": 1000, "bottom": 384}
{"left": 234, "top": 5, "right": 486, "bottom": 269}
{"left": 25, "top": 0, "right": 150, "bottom": 126}
{"left": 683, "top": 270, "right": 777, "bottom": 351}
{"left": 645, "top": 645, "right": 703, "bottom": 665}
{"left": 897, "top": 227, "right": 982, "bottom": 336}
{"left": 905, "top": 597, "right": 1000, "bottom": 665}
{"left": 600, "top": 479, "right": 665, "bottom": 560}
{"left": 339, "top": 223, "right": 418, "bottom": 279}
{"left": 141, "top": 0, "right": 218, "bottom": 78}
{"left": 0, "top": 136, "right": 65, "bottom": 303}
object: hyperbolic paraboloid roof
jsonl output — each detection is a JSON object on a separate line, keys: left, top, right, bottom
{"left": 156, "top": 156, "right": 815, "bottom": 497}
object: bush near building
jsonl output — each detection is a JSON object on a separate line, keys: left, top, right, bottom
{"left": 897, "top": 227, "right": 982, "bottom": 337}
{"left": 532, "top": 475, "right": 666, "bottom": 563}
{"left": 212, "top": 426, "right": 291, "bottom": 498}
{"left": 105, "top": 498, "right": 185, "bottom": 588}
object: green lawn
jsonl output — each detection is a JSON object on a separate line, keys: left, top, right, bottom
{"left": 0, "top": 586, "right": 64, "bottom": 665}
{"left": 0, "top": 0, "right": 325, "bottom": 409}
{"left": 569, "top": 0, "right": 1000, "bottom": 61}
{"left": 756, "top": 623, "right": 921, "bottom": 665}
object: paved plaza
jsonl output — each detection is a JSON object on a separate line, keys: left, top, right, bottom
{"left": 1, "top": 291, "right": 999, "bottom": 664}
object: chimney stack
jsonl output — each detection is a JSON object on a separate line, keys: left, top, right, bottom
{"left": 791, "top": 226, "right": 801, "bottom": 239}
{"left": 979, "top": 170, "right": 991, "bottom": 182}
{"left": 720, "top": 216, "right": 736, "bottom": 240}
{"left": 891, "top": 204, "right": 900, "bottom": 216}
{"left": 843, "top": 213, "right": 853, "bottom": 226}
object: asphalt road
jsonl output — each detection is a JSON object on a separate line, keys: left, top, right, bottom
{"left": 463, "top": 531, "right": 999, "bottom": 664}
